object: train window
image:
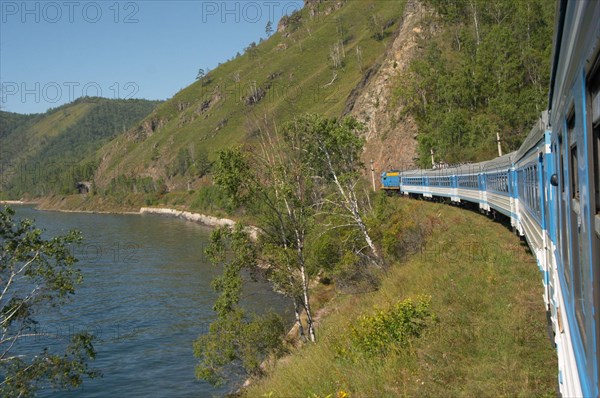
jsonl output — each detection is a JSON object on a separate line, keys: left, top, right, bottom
{"left": 571, "top": 145, "right": 579, "bottom": 200}
{"left": 595, "top": 121, "right": 599, "bottom": 218}
{"left": 567, "top": 112, "right": 578, "bottom": 200}
{"left": 566, "top": 105, "right": 585, "bottom": 344}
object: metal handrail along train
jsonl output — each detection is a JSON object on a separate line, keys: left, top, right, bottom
{"left": 381, "top": 1, "right": 600, "bottom": 396}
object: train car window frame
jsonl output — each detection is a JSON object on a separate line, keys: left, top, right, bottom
{"left": 571, "top": 145, "right": 580, "bottom": 200}
{"left": 567, "top": 111, "right": 579, "bottom": 201}
{"left": 558, "top": 129, "right": 570, "bottom": 291}
{"left": 568, "top": 103, "right": 586, "bottom": 347}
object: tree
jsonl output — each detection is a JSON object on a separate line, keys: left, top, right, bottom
{"left": 368, "top": 13, "right": 385, "bottom": 41}
{"left": 213, "top": 145, "right": 316, "bottom": 342}
{"left": 193, "top": 147, "right": 212, "bottom": 178}
{"left": 401, "top": 0, "right": 554, "bottom": 165}
{"left": 265, "top": 21, "right": 273, "bottom": 36}
{"left": 245, "top": 42, "right": 258, "bottom": 59}
{"left": 258, "top": 121, "right": 320, "bottom": 342}
{"left": 212, "top": 114, "right": 382, "bottom": 345}
{"left": 289, "top": 114, "right": 382, "bottom": 265}
{"left": 193, "top": 224, "right": 284, "bottom": 385}
{"left": 0, "top": 207, "right": 98, "bottom": 397}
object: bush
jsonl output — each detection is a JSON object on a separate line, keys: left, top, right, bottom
{"left": 343, "top": 296, "right": 435, "bottom": 357}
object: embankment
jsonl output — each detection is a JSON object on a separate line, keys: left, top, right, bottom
{"left": 243, "top": 198, "right": 557, "bottom": 397}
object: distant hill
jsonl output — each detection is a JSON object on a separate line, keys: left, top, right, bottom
{"left": 0, "top": 111, "right": 39, "bottom": 139}
{"left": 0, "top": 97, "right": 161, "bottom": 199}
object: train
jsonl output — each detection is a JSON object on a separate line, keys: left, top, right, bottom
{"left": 381, "top": 1, "right": 599, "bottom": 396}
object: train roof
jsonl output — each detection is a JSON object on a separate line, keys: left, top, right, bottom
{"left": 515, "top": 112, "right": 548, "bottom": 161}
{"left": 399, "top": 151, "right": 515, "bottom": 177}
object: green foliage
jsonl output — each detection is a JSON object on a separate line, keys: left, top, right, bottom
{"left": 305, "top": 232, "right": 341, "bottom": 276}
{"left": 194, "top": 225, "right": 285, "bottom": 385}
{"left": 105, "top": 175, "right": 162, "bottom": 197}
{"left": 367, "top": 13, "right": 395, "bottom": 41}
{"left": 370, "top": 193, "right": 432, "bottom": 261}
{"left": 0, "top": 207, "right": 98, "bottom": 396}
{"left": 213, "top": 148, "right": 255, "bottom": 209}
{"left": 190, "top": 185, "right": 231, "bottom": 213}
{"left": 169, "top": 145, "right": 212, "bottom": 178}
{"left": 265, "top": 21, "right": 273, "bottom": 37}
{"left": 283, "top": 114, "right": 366, "bottom": 183}
{"left": 397, "top": 0, "right": 554, "bottom": 165}
{"left": 347, "top": 296, "right": 434, "bottom": 357}
{"left": 282, "top": 114, "right": 380, "bottom": 266}
{"left": 0, "top": 111, "right": 38, "bottom": 139}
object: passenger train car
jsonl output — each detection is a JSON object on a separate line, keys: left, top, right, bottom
{"left": 381, "top": 1, "right": 600, "bottom": 396}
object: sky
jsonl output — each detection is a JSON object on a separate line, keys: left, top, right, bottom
{"left": 0, "top": 0, "right": 304, "bottom": 114}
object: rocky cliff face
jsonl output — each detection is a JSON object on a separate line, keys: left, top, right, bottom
{"left": 348, "top": 1, "right": 428, "bottom": 175}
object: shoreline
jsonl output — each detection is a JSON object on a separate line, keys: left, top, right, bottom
{"left": 139, "top": 207, "right": 260, "bottom": 240}
{"left": 4, "top": 201, "right": 259, "bottom": 238}
{"left": 0, "top": 200, "right": 40, "bottom": 205}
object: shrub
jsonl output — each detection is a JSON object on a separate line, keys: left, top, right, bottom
{"left": 347, "top": 295, "right": 435, "bottom": 357}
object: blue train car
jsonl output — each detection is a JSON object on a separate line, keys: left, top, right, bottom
{"left": 545, "top": 0, "right": 600, "bottom": 395}
{"left": 381, "top": 1, "right": 600, "bottom": 395}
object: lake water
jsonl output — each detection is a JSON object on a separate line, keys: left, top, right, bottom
{"left": 9, "top": 205, "right": 291, "bottom": 397}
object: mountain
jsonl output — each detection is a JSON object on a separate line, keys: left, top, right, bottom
{"left": 3, "top": 0, "right": 554, "bottom": 212}
{"left": 92, "top": 0, "right": 412, "bottom": 197}
{"left": 0, "top": 97, "right": 161, "bottom": 199}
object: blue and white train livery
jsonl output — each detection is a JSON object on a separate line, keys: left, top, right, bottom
{"left": 381, "top": 1, "right": 600, "bottom": 396}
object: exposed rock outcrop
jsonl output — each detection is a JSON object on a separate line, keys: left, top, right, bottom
{"left": 129, "top": 118, "right": 168, "bottom": 142}
{"left": 349, "top": 0, "right": 427, "bottom": 174}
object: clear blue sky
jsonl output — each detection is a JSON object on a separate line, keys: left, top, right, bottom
{"left": 0, "top": 0, "right": 304, "bottom": 114}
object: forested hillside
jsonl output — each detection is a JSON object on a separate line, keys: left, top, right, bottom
{"left": 396, "top": 0, "right": 554, "bottom": 165}
{"left": 0, "top": 111, "right": 38, "bottom": 138}
{"left": 0, "top": 97, "right": 161, "bottom": 199}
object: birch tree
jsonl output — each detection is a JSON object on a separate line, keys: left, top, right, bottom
{"left": 259, "top": 123, "right": 319, "bottom": 343}
{"left": 288, "top": 114, "right": 382, "bottom": 266}
{"left": 213, "top": 143, "right": 317, "bottom": 342}
{"left": 193, "top": 224, "right": 284, "bottom": 385}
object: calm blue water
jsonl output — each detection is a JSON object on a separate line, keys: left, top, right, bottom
{"left": 9, "top": 205, "right": 291, "bottom": 397}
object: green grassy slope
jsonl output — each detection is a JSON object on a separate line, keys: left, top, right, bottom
{"left": 246, "top": 198, "right": 557, "bottom": 397}
{"left": 0, "top": 97, "right": 160, "bottom": 199}
{"left": 94, "top": 1, "right": 406, "bottom": 192}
